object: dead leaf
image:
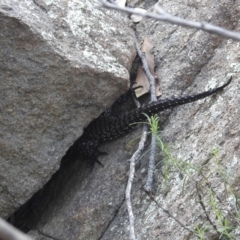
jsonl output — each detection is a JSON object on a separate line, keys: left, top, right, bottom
{"left": 133, "top": 38, "right": 161, "bottom": 98}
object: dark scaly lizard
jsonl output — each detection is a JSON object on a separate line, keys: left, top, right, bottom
{"left": 66, "top": 78, "right": 232, "bottom": 169}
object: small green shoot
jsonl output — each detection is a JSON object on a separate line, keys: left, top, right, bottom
{"left": 209, "top": 190, "right": 235, "bottom": 239}
{"left": 194, "top": 225, "right": 209, "bottom": 240}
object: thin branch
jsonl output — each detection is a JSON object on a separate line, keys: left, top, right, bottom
{"left": 125, "top": 83, "right": 148, "bottom": 240}
{"left": 0, "top": 217, "right": 32, "bottom": 240}
{"left": 132, "top": 33, "right": 157, "bottom": 102}
{"left": 195, "top": 183, "right": 218, "bottom": 232}
{"left": 132, "top": 33, "right": 158, "bottom": 192}
{"left": 145, "top": 133, "right": 156, "bottom": 192}
{"left": 99, "top": 0, "right": 240, "bottom": 41}
{"left": 125, "top": 125, "right": 148, "bottom": 240}
{"left": 147, "top": 193, "right": 194, "bottom": 233}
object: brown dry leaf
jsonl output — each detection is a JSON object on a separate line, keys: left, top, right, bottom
{"left": 133, "top": 38, "right": 161, "bottom": 98}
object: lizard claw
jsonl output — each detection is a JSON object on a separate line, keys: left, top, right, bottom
{"left": 87, "top": 158, "right": 104, "bottom": 171}
{"left": 95, "top": 159, "right": 104, "bottom": 167}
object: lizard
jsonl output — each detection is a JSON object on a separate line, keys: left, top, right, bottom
{"left": 65, "top": 77, "right": 232, "bottom": 170}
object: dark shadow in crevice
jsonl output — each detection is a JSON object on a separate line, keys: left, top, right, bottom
{"left": 7, "top": 149, "right": 89, "bottom": 232}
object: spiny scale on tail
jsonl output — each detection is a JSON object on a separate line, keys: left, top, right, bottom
{"left": 66, "top": 77, "right": 232, "bottom": 169}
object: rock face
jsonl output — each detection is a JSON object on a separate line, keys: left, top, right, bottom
{"left": 1, "top": 0, "right": 240, "bottom": 240}
{"left": 0, "top": 0, "right": 135, "bottom": 219}
{"left": 100, "top": 1, "right": 240, "bottom": 240}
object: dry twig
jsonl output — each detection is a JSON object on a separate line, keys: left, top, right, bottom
{"left": 125, "top": 70, "right": 148, "bottom": 240}
{"left": 0, "top": 217, "right": 32, "bottom": 240}
{"left": 125, "top": 125, "right": 148, "bottom": 240}
{"left": 196, "top": 183, "right": 218, "bottom": 232}
{"left": 133, "top": 34, "right": 157, "bottom": 102}
{"left": 133, "top": 33, "right": 158, "bottom": 192}
{"left": 99, "top": 0, "right": 240, "bottom": 41}
{"left": 145, "top": 132, "right": 157, "bottom": 192}
{"left": 148, "top": 193, "right": 194, "bottom": 233}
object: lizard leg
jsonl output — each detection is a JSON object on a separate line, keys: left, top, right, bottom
{"left": 86, "top": 149, "right": 106, "bottom": 170}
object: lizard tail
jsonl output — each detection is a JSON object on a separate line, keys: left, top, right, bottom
{"left": 104, "top": 78, "right": 231, "bottom": 140}
{"left": 141, "top": 77, "right": 232, "bottom": 117}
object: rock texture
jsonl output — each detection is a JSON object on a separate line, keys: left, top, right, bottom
{"left": 101, "top": 1, "right": 240, "bottom": 240}
{"left": 0, "top": 0, "right": 135, "bottom": 219}
{"left": 1, "top": 0, "right": 240, "bottom": 240}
